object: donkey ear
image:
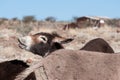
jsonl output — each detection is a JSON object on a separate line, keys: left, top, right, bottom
{"left": 52, "top": 32, "right": 74, "bottom": 44}
{"left": 53, "top": 37, "right": 74, "bottom": 44}
{"left": 60, "top": 38, "right": 74, "bottom": 44}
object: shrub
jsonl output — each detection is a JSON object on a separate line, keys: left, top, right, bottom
{"left": 12, "top": 17, "right": 19, "bottom": 21}
{"left": 22, "top": 16, "right": 36, "bottom": 23}
{"left": 106, "top": 18, "right": 120, "bottom": 27}
{"left": 0, "top": 18, "right": 8, "bottom": 25}
{"left": 45, "top": 16, "right": 56, "bottom": 22}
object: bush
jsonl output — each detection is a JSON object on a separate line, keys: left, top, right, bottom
{"left": 22, "top": 16, "right": 36, "bottom": 23}
{"left": 106, "top": 18, "right": 120, "bottom": 27}
{"left": 45, "top": 16, "right": 56, "bottom": 22}
{"left": 12, "top": 17, "right": 19, "bottom": 21}
{"left": 0, "top": 18, "right": 8, "bottom": 25}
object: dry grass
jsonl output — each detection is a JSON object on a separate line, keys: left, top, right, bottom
{"left": 0, "top": 23, "right": 120, "bottom": 60}
{"left": 0, "top": 22, "right": 120, "bottom": 79}
{"left": 48, "top": 26, "right": 119, "bottom": 53}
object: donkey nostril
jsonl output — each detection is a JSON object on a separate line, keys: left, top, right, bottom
{"left": 18, "top": 38, "right": 21, "bottom": 43}
{"left": 18, "top": 38, "right": 25, "bottom": 44}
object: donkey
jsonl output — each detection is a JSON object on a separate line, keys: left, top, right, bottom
{"left": 18, "top": 32, "right": 73, "bottom": 57}
{"left": 80, "top": 38, "right": 114, "bottom": 53}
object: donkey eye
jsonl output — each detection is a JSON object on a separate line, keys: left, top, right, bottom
{"left": 38, "top": 35, "right": 48, "bottom": 43}
{"left": 38, "top": 36, "right": 48, "bottom": 43}
{"left": 41, "top": 37, "right": 47, "bottom": 41}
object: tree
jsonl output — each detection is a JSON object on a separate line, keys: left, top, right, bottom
{"left": 22, "top": 16, "right": 36, "bottom": 23}
{"left": 12, "top": 17, "right": 18, "bottom": 21}
{"left": 45, "top": 16, "right": 56, "bottom": 22}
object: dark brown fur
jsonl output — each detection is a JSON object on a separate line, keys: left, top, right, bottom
{"left": 18, "top": 32, "right": 73, "bottom": 57}
{"left": 80, "top": 38, "right": 114, "bottom": 53}
{"left": 0, "top": 60, "right": 36, "bottom": 80}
